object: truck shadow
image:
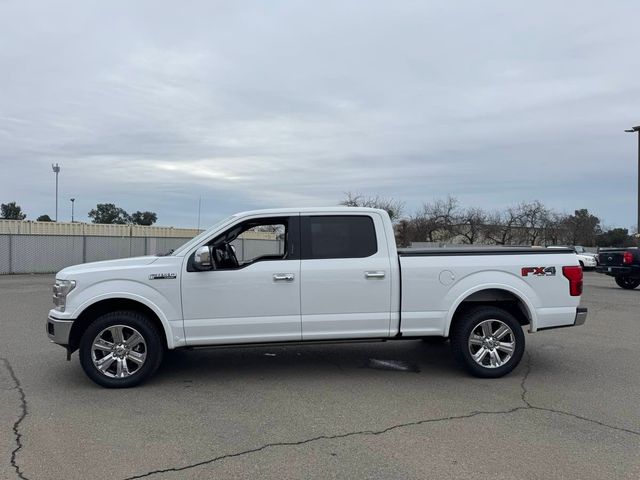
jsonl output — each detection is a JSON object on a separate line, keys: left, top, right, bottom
{"left": 153, "top": 340, "right": 461, "bottom": 385}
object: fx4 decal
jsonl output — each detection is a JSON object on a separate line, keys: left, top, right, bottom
{"left": 521, "top": 266, "right": 556, "bottom": 277}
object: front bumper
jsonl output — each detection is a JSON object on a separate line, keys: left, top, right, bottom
{"left": 47, "top": 315, "right": 73, "bottom": 346}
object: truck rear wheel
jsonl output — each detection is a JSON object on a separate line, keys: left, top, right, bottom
{"left": 614, "top": 276, "right": 640, "bottom": 290}
{"left": 79, "top": 311, "right": 164, "bottom": 388}
{"left": 451, "top": 306, "right": 525, "bottom": 378}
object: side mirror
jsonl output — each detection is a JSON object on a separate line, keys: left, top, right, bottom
{"left": 193, "top": 246, "right": 212, "bottom": 270}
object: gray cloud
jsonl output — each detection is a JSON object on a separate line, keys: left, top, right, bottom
{"left": 1, "top": 0, "right": 639, "bottom": 228}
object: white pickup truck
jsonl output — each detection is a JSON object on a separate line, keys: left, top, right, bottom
{"left": 47, "top": 208, "right": 587, "bottom": 388}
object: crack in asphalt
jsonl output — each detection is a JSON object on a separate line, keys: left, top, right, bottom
{"left": 520, "top": 352, "right": 640, "bottom": 437}
{"left": 123, "top": 406, "right": 529, "bottom": 480}
{"left": 123, "top": 352, "right": 639, "bottom": 480}
{"left": 1, "top": 358, "right": 29, "bottom": 480}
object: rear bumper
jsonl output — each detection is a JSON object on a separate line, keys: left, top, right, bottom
{"left": 47, "top": 315, "right": 73, "bottom": 346}
{"left": 537, "top": 307, "right": 587, "bottom": 331}
{"left": 574, "top": 307, "right": 588, "bottom": 326}
{"left": 595, "top": 265, "right": 640, "bottom": 277}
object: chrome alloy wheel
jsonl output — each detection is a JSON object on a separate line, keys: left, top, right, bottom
{"left": 467, "top": 319, "right": 515, "bottom": 368}
{"left": 90, "top": 325, "right": 147, "bottom": 378}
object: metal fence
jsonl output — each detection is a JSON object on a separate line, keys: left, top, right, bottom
{"left": 0, "top": 234, "right": 284, "bottom": 274}
{"left": 0, "top": 234, "right": 190, "bottom": 274}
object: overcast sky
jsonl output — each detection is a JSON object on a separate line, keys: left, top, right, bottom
{"left": 1, "top": 1, "right": 639, "bottom": 229}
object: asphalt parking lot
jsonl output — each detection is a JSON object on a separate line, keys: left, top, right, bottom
{"left": 1, "top": 272, "right": 639, "bottom": 480}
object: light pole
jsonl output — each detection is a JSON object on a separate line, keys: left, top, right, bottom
{"left": 52, "top": 163, "right": 60, "bottom": 222}
{"left": 197, "top": 196, "right": 202, "bottom": 230}
{"left": 70, "top": 198, "right": 75, "bottom": 222}
{"left": 624, "top": 126, "right": 640, "bottom": 236}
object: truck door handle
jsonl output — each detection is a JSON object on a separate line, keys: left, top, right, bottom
{"left": 365, "top": 271, "right": 385, "bottom": 279}
{"left": 273, "top": 273, "right": 295, "bottom": 282}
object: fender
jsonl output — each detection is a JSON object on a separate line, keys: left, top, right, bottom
{"left": 442, "top": 271, "right": 540, "bottom": 337}
{"left": 69, "top": 280, "right": 184, "bottom": 349}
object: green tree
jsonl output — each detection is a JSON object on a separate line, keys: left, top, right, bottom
{"left": 36, "top": 214, "right": 53, "bottom": 222}
{"left": 1, "top": 201, "right": 26, "bottom": 220}
{"left": 596, "top": 228, "right": 634, "bottom": 248}
{"left": 562, "top": 209, "right": 602, "bottom": 246}
{"left": 88, "top": 203, "right": 130, "bottom": 224}
{"left": 130, "top": 211, "right": 158, "bottom": 226}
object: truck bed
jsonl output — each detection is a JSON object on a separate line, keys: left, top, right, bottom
{"left": 398, "top": 247, "right": 574, "bottom": 256}
{"left": 397, "top": 247, "right": 580, "bottom": 335}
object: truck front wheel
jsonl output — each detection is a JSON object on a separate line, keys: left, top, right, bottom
{"left": 614, "top": 276, "right": 640, "bottom": 290}
{"left": 451, "top": 306, "right": 525, "bottom": 378}
{"left": 79, "top": 311, "right": 164, "bottom": 388}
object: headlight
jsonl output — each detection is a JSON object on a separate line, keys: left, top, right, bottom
{"left": 52, "top": 279, "right": 76, "bottom": 312}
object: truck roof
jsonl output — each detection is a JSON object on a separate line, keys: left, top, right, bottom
{"left": 233, "top": 206, "right": 388, "bottom": 217}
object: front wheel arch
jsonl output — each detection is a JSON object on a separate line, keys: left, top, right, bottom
{"left": 69, "top": 298, "right": 169, "bottom": 353}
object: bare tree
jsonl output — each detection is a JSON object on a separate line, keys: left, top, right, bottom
{"left": 541, "top": 211, "right": 568, "bottom": 246}
{"left": 515, "top": 201, "right": 550, "bottom": 245}
{"left": 454, "top": 207, "right": 487, "bottom": 244}
{"left": 340, "top": 192, "right": 405, "bottom": 221}
{"left": 411, "top": 196, "right": 458, "bottom": 243}
{"left": 394, "top": 219, "right": 413, "bottom": 248}
{"left": 340, "top": 194, "right": 610, "bottom": 249}
{"left": 484, "top": 208, "right": 521, "bottom": 245}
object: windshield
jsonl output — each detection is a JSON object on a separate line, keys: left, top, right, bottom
{"left": 170, "top": 215, "right": 237, "bottom": 256}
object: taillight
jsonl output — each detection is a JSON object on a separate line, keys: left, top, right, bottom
{"left": 623, "top": 251, "right": 633, "bottom": 264}
{"left": 562, "top": 266, "right": 583, "bottom": 296}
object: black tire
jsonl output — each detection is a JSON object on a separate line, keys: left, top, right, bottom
{"left": 579, "top": 261, "right": 584, "bottom": 268}
{"left": 614, "top": 276, "right": 640, "bottom": 290}
{"left": 422, "top": 336, "right": 449, "bottom": 344}
{"left": 451, "top": 306, "right": 525, "bottom": 378}
{"left": 79, "top": 310, "right": 164, "bottom": 388}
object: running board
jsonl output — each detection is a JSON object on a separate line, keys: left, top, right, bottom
{"left": 182, "top": 337, "right": 392, "bottom": 351}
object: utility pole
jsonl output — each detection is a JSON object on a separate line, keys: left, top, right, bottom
{"left": 70, "top": 198, "right": 75, "bottom": 222}
{"left": 52, "top": 163, "right": 60, "bottom": 222}
{"left": 624, "top": 126, "right": 640, "bottom": 237}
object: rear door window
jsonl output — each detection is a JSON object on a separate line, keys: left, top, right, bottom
{"left": 302, "top": 215, "right": 377, "bottom": 259}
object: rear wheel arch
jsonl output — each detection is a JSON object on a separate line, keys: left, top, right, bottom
{"left": 68, "top": 298, "right": 170, "bottom": 353}
{"left": 446, "top": 287, "right": 534, "bottom": 337}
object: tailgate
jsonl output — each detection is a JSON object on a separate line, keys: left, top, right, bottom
{"left": 597, "top": 251, "right": 624, "bottom": 267}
